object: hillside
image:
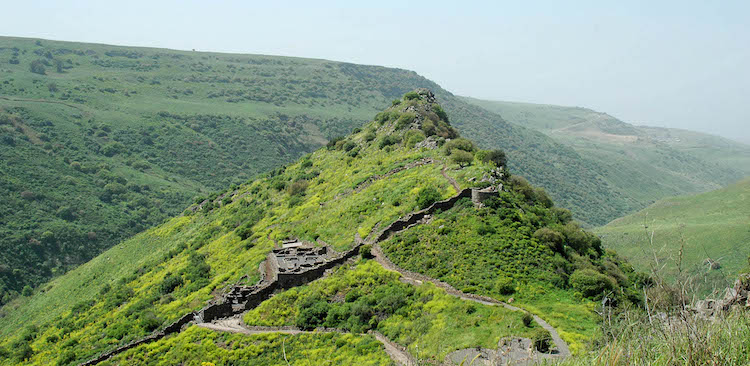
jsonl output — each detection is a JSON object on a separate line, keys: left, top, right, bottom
{"left": 461, "top": 97, "right": 749, "bottom": 216}
{"left": 1, "top": 37, "right": 641, "bottom": 301}
{"left": 0, "top": 91, "right": 644, "bottom": 365}
{"left": 595, "top": 178, "right": 750, "bottom": 294}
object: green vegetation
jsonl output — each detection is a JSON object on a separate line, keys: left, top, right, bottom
{"left": 595, "top": 178, "right": 750, "bottom": 294}
{"left": 1, "top": 37, "right": 690, "bottom": 302}
{"left": 0, "top": 91, "right": 644, "bottom": 364}
{"left": 460, "top": 96, "right": 750, "bottom": 226}
{"left": 381, "top": 177, "right": 646, "bottom": 352}
{"left": 244, "top": 260, "right": 537, "bottom": 361}
{"left": 102, "top": 326, "right": 394, "bottom": 366}
{"left": 0, "top": 91, "right": 486, "bottom": 365}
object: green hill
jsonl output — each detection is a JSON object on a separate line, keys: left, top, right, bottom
{"left": 460, "top": 97, "right": 749, "bottom": 217}
{"left": 0, "top": 36, "right": 644, "bottom": 301}
{"left": 0, "top": 91, "right": 643, "bottom": 365}
{"left": 594, "top": 178, "right": 750, "bottom": 294}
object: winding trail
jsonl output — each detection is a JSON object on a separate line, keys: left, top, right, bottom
{"left": 369, "top": 166, "right": 571, "bottom": 359}
{"left": 196, "top": 317, "right": 417, "bottom": 366}
{"left": 441, "top": 165, "right": 461, "bottom": 192}
{"left": 371, "top": 243, "right": 570, "bottom": 359}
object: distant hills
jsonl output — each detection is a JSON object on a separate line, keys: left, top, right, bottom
{"left": 461, "top": 97, "right": 750, "bottom": 219}
{"left": 595, "top": 178, "right": 750, "bottom": 294}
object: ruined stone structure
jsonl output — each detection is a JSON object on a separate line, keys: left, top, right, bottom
{"left": 471, "top": 186, "right": 501, "bottom": 205}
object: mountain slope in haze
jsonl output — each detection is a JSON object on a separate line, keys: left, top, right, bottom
{"left": 461, "top": 97, "right": 749, "bottom": 218}
{"left": 0, "top": 36, "right": 635, "bottom": 300}
{"left": 0, "top": 91, "right": 643, "bottom": 364}
{"left": 595, "top": 178, "right": 750, "bottom": 294}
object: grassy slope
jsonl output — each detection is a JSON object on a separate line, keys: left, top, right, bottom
{"left": 460, "top": 97, "right": 749, "bottom": 216}
{"left": 0, "top": 93, "right": 637, "bottom": 364}
{"left": 243, "top": 260, "right": 536, "bottom": 361}
{"left": 1, "top": 36, "right": 632, "bottom": 300}
{"left": 595, "top": 179, "right": 750, "bottom": 293}
{"left": 103, "top": 328, "right": 394, "bottom": 366}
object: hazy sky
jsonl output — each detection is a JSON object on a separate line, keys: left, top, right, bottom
{"left": 3, "top": 1, "right": 749, "bottom": 143}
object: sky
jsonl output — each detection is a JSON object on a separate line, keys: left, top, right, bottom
{"left": 2, "top": 0, "right": 749, "bottom": 143}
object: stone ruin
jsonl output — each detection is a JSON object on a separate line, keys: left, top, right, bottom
{"left": 270, "top": 246, "right": 331, "bottom": 274}
{"left": 470, "top": 167, "right": 505, "bottom": 205}
{"left": 693, "top": 274, "right": 750, "bottom": 318}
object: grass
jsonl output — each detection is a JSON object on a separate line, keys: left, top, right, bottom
{"left": 102, "top": 326, "right": 394, "bottom": 366}
{"left": 595, "top": 178, "right": 750, "bottom": 295}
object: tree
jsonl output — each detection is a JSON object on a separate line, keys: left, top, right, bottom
{"left": 21, "top": 285, "right": 32, "bottom": 297}
{"left": 29, "top": 60, "right": 46, "bottom": 75}
{"left": 443, "top": 138, "right": 475, "bottom": 155}
{"left": 483, "top": 149, "right": 507, "bottom": 167}
{"left": 451, "top": 150, "right": 474, "bottom": 167}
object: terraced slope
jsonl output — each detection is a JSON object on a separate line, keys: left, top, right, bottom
{"left": 0, "top": 91, "right": 643, "bottom": 365}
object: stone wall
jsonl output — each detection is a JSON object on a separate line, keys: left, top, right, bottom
{"left": 373, "top": 188, "right": 471, "bottom": 243}
{"left": 79, "top": 313, "right": 194, "bottom": 366}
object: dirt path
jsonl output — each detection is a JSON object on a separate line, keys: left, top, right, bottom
{"left": 196, "top": 318, "right": 417, "bottom": 365}
{"left": 441, "top": 165, "right": 461, "bottom": 192}
{"left": 371, "top": 239, "right": 571, "bottom": 359}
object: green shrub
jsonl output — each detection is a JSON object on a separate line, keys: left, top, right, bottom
{"left": 364, "top": 130, "right": 376, "bottom": 142}
{"left": 159, "top": 275, "right": 183, "bottom": 294}
{"left": 416, "top": 186, "right": 441, "bottom": 209}
{"left": 394, "top": 113, "right": 416, "bottom": 130}
{"left": 342, "top": 141, "right": 356, "bottom": 152}
{"left": 494, "top": 276, "right": 515, "bottom": 295}
{"left": 378, "top": 135, "right": 400, "bottom": 149}
{"left": 404, "top": 130, "right": 425, "bottom": 148}
{"left": 569, "top": 269, "right": 616, "bottom": 299}
{"left": 29, "top": 60, "right": 46, "bottom": 75}
{"left": 531, "top": 328, "right": 552, "bottom": 352}
{"left": 359, "top": 244, "right": 373, "bottom": 259}
{"left": 533, "top": 227, "right": 564, "bottom": 253}
{"left": 287, "top": 180, "right": 308, "bottom": 196}
{"left": 326, "top": 136, "right": 345, "bottom": 150}
{"left": 432, "top": 104, "right": 449, "bottom": 122}
{"left": 403, "top": 91, "right": 420, "bottom": 100}
{"left": 521, "top": 312, "right": 533, "bottom": 327}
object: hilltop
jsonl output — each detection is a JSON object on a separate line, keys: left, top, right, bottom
{"left": 0, "top": 91, "right": 644, "bottom": 365}
{"left": 595, "top": 178, "right": 750, "bottom": 294}
{"left": 1, "top": 36, "right": 646, "bottom": 301}
{"left": 460, "top": 97, "right": 750, "bottom": 218}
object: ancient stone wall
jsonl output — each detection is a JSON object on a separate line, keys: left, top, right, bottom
{"left": 373, "top": 188, "right": 471, "bottom": 243}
